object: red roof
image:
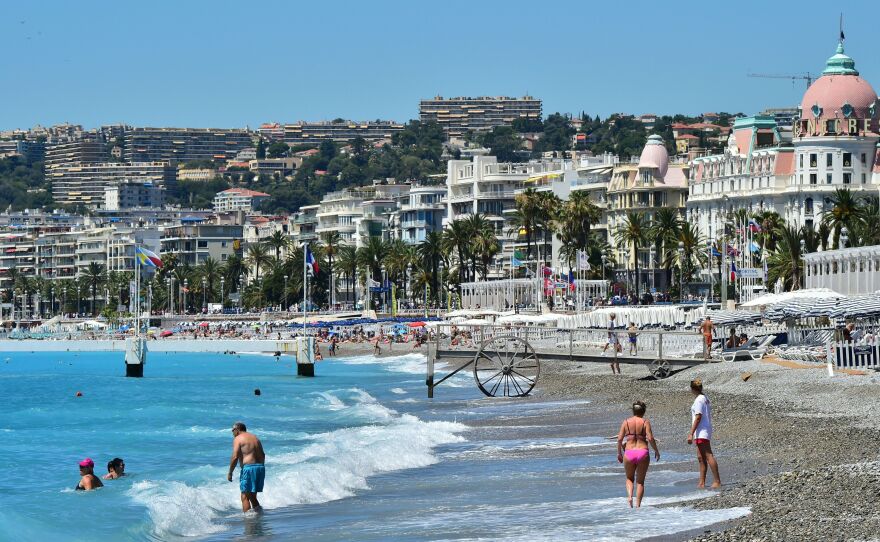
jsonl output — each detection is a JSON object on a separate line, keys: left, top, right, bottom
{"left": 220, "top": 188, "right": 270, "bottom": 197}
{"left": 295, "top": 149, "right": 319, "bottom": 156}
{"left": 676, "top": 134, "right": 700, "bottom": 140}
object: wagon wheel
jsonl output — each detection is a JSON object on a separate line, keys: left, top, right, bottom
{"left": 649, "top": 359, "right": 671, "bottom": 379}
{"left": 473, "top": 335, "right": 540, "bottom": 397}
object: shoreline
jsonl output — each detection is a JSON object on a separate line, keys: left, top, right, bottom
{"left": 533, "top": 356, "right": 880, "bottom": 541}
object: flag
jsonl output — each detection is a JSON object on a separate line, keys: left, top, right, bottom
{"left": 514, "top": 250, "right": 526, "bottom": 260}
{"left": 726, "top": 244, "right": 739, "bottom": 257}
{"left": 749, "top": 241, "right": 761, "bottom": 253}
{"left": 730, "top": 261, "right": 737, "bottom": 281}
{"left": 305, "top": 246, "right": 319, "bottom": 275}
{"left": 567, "top": 270, "right": 576, "bottom": 291}
{"left": 577, "top": 250, "right": 591, "bottom": 270}
{"left": 748, "top": 219, "right": 762, "bottom": 233}
{"left": 135, "top": 246, "right": 162, "bottom": 268}
{"left": 710, "top": 245, "right": 722, "bottom": 257}
{"left": 511, "top": 255, "right": 523, "bottom": 268}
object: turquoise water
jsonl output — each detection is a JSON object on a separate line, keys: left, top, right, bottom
{"left": 0, "top": 351, "right": 748, "bottom": 541}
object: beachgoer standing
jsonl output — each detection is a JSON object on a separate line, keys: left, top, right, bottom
{"left": 687, "top": 379, "right": 721, "bottom": 488}
{"left": 616, "top": 401, "right": 660, "bottom": 508}
{"left": 699, "top": 316, "right": 714, "bottom": 360}
{"left": 102, "top": 457, "right": 125, "bottom": 480}
{"left": 227, "top": 422, "right": 266, "bottom": 513}
{"left": 373, "top": 336, "right": 381, "bottom": 356}
{"left": 76, "top": 458, "right": 104, "bottom": 491}
{"left": 627, "top": 322, "right": 638, "bottom": 356}
{"left": 602, "top": 313, "right": 621, "bottom": 374}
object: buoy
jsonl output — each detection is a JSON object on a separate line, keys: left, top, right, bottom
{"left": 254, "top": 388, "right": 261, "bottom": 396}
{"left": 75, "top": 391, "right": 83, "bottom": 397}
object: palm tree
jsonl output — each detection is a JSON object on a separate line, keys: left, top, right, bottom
{"left": 417, "top": 231, "right": 444, "bottom": 305}
{"left": 81, "top": 262, "right": 106, "bottom": 315}
{"left": 223, "top": 253, "right": 247, "bottom": 293}
{"left": 614, "top": 211, "right": 652, "bottom": 298}
{"left": 557, "top": 191, "right": 602, "bottom": 256}
{"left": 511, "top": 188, "right": 541, "bottom": 259}
{"left": 246, "top": 243, "right": 272, "bottom": 280}
{"left": 463, "top": 214, "right": 495, "bottom": 280}
{"left": 661, "top": 222, "right": 706, "bottom": 296}
{"left": 535, "top": 191, "right": 561, "bottom": 262}
{"left": 822, "top": 188, "right": 864, "bottom": 249}
{"left": 850, "top": 196, "right": 880, "bottom": 247}
{"left": 356, "top": 236, "right": 389, "bottom": 309}
{"left": 263, "top": 231, "right": 289, "bottom": 262}
{"left": 335, "top": 245, "right": 358, "bottom": 306}
{"left": 753, "top": 211, "right": 785, "bottom": 252}
{"left": 767, "top": 226, "right": 806, "bottom": 290}
{"left": 320, "top": 231, "right": 342, "bottom": 305}
{"left": 649, "top": 208, "right": 682, "bottom": 290}
{"left": 442, "top": 218, "right": 472, "bottom": 287}
{"left": 197, "top": 257, "right": 223, "bottom": 303}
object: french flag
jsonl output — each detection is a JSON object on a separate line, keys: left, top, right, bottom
{"left": 730, "top": 261, "right": 737, "bottom": 281}
{"left": 748, "top": 219, "right": 762, "bottom": 233}
{"left": 306, "top": 246, "right": 319, "bottom": 275}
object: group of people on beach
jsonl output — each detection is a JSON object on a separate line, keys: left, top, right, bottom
{"left": 75, "top": 457, "right": 125, "bottom": 491}
{"left": 616, "top": 378, "right": 721, "bottom": 507}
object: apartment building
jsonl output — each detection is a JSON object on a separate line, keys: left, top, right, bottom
{"left": 123, "top": 127, "right": 253, "bottom": 163}
{"left": 315, "top": 184, "right": 408, "bottom": 247}
{"left": 49, "top": 161, "right": 176, "bottom": 207}
{"left": 44, "top": 134, "right": 107, "bottom": 169}
{"left": 104, "top": 180, "right": 166, "bottom": 210}
{"left": 160, "top": 224, "right": 243, "bottom": 265}
{"left": 281, "top": 120, "right": 404, "bottom": 145}
{"left": 0, "top": 140, "right": 45, "bottom": 163}
{"left": 291, "top": 205, "right": 319, "bottom": 245}
{"left": 419, "top": 95, "right": 542, "bottom": 138}
{"left": 387, "top": 185, "right": 446, "bottom": 244}
{"left": 213, "top": 188, "right": 270, "bottom": 213}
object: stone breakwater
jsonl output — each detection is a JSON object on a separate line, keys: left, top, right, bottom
{"left": 533, "top": 356, "right": 880, "bottom": 541}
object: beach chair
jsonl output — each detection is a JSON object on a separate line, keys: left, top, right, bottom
{"left": 720, "top": 335, "right": 776, "bottom": 362}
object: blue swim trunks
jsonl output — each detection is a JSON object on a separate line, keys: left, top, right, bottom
{"left": 239, "top": 463, "right": 265, "bottom": 493}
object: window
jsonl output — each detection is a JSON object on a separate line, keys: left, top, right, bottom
{"left": 827, "top": 153, "right": 833, "bottom": 167}
{"left": 810, "top": 173, "right": 817, "bottom": 185}
{"left": 197, "top": 240, "right": 208, "bottom": 248}
{"left": 843, "top": 153, "right": 852, "bottom": 167}
{"left": 799, "top": 174, "right": 804, "bottom": 185}
{"left": 809, "top": 153, "right": 817, "bottom": 167}
{"left": 844, "top": 173, "right": 851, "bottom": 184}
{"left": 862, "top": 153, "right": 867, "bottom": 165}
{"left": 827, "top": 173, "right": 833, "bottom": 184}
{"left": 221, "top": 254, "right": 228, "bottom": 261}
{"left": 221, "top": 241, "right": 227, "bottom": 248}
{"left": 799, "top": 154, "right": 804, "bottom": 168}
{"left": 863, "top": 173, "right": 867, "bottom": 184}
{"left": 805, "top": 198, "right": 813, "bottom": 213}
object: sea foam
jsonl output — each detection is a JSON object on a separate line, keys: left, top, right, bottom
{"left": 128, "top": 389, "right": 467, "bottom": 539}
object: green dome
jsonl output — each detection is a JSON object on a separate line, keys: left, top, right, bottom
{"left": 823, "top": 42, "right": 859, "bottom": 76}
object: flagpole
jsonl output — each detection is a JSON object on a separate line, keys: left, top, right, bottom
{"left": 302, "top": 243, "right": 307, "bottom": 336}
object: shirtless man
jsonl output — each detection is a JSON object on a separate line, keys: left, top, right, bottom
{"left": 699, "top": 316, "right": 714, "bottom": 360}
{"left": 227, "top": 421, "right": 266, "bottom": 513}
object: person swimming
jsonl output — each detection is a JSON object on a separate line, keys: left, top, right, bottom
{"left": 102, "top": 457, "right": 125, "bottom": 480}
{"left": 76, "top": 458, "right": 104, "bottom": 491}
{"left": 616, "top": 401, "right": 660, "bottom": 508}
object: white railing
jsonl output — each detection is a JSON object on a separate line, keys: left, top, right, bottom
{"left": 827, "top": 338, "right": 880, "bottom": 371}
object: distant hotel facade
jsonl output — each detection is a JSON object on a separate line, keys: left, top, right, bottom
{"left": 419, "top": 96, "right": 542, "bottom": 138}
{"left": 266, "top": 121, "right": 405, "bottom": 145}
{"left": 49, "top": 161, "right": 176, "bottom": 208}
{"left": 123, "top": 127, "right": 253, "bottom": 163}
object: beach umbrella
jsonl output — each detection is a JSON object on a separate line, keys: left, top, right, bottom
{"left": 160, "top": 330, "right": 174, "bottom": 337}
{"left": 198, "top": 322, "right": 210, "bottom": 327}
{"left": 408, "top": 322, "right": 426, "bottom": 328}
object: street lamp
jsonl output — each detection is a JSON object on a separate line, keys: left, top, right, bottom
{"left": 183, "top": 279, "right": 188, "bottom": 315}
{"left": 406, "top": 264, "right": 412, "bottom": 310}
{"left": 201, "top": 277, "right": 207, "bottom": 311}
{"left": 220, "top": 277, "right": 225, "bottom": 309}
{"left": 437, "top": 259, "right": 444, "bottom": 311}
{"left": 283, "top": 274, "right": 288, "bottom": 312}
{"left": 51, "top": 286, "right": 55, "bottom": 317}
{"left": 239, "top": 274, "right": 245, "bottom": 313}
{"left": 380, "top": 264, "right": 387, "bottom": 314}
{"left": 678, "top": 241, "right": 685, "bottom": 303}
{"left": 800, "top": 238, "right": 806, "bottom": 289}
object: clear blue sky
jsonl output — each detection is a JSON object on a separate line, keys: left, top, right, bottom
{"left": 1, "top": 0, "right": 875, "bottom": 129}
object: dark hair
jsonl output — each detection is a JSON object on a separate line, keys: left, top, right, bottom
{"left": 107, "top": 460, "right": 116, "bottom": 472}
{"left": 111, "top": 458, "right": 123, "bottom": 470}
{"left": 690, "top": 378, "right": 704, "bottom": 393}
{"left": 632, "top": 400, "right": 646, "bottom": 415}
{"left": 233, "top": 421, "right": 246, "bottom": 432}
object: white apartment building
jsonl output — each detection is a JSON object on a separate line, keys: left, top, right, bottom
{"left": 315, "top": 184, "right": 408, "bottom": 247}
{"left": 386, "top": 185, "right": 447, "bottom": 244}
{"left": 213, "top": 188, "right": 270, "bottom": 213}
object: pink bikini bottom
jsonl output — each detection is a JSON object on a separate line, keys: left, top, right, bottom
{"left": 624, "top": 449, "right": 649, "bottom": 464}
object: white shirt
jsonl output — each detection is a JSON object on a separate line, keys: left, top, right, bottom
{"left": 690, "top": 394, "right": 713, "bottom": 440}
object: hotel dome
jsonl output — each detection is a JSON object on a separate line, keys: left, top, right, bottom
{"left": 638, "top": 134, "right": 669, "bottom": 178}
{"left": 799, "top": 42, "right": 878, "bottom": 127}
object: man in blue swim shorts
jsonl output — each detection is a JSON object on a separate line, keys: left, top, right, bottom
{"left": 227, "top": 421, "right": 266, "bottom": 512}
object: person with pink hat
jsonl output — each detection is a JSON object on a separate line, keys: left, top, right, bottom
{"left": 75, "top": 458, "right": 103, "bottom": 491}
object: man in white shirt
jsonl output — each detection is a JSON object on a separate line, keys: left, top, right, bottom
{"left": 687, "top": 379, "right": 721, "bottom": 488}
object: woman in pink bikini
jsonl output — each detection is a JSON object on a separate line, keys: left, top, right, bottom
{"left": 616, "top": 400, "right": 660, "bottom": 507}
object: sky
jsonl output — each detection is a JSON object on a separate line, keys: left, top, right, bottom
{"left": 1, "top": 0, "right": 876, "bottom": 129}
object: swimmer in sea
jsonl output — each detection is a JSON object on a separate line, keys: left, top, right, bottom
{"left": 102, "top": 457, "right": 125, "bottom": 480}
{"left": 76, "top": 458, "right": 104, "bottom": 491}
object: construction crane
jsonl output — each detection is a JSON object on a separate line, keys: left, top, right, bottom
{"left": 747, "top": 72, "right": 815, "bottom": 89}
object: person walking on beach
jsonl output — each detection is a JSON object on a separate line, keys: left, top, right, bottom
{"left": 699, "top": 316, "right": 714, "bottom": 360}
{"left": 687, "top": 379, "right": 721, "bottom": 488}
{"left": 602, "top": 313, "right": 621, "bottom": 373}
{"left": 227, "top": 421, "right": 266, "bottom": 513}
{"left": 616, "top": 401, "right": 659, "bottom": 508}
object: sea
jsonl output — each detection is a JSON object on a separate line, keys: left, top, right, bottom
{"left": 0, "top": 350, "right": 748, "bottom": 541}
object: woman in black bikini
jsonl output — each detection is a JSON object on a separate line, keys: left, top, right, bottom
{"left": 75, "top": 458, "right": 103, "bottom": 491}
{"left": 616, "top": 401, "right": 660, "bottom": 507}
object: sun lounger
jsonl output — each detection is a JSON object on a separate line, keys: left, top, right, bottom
{"left": 720, "top": 335, "right": 776, "bottom": 362}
